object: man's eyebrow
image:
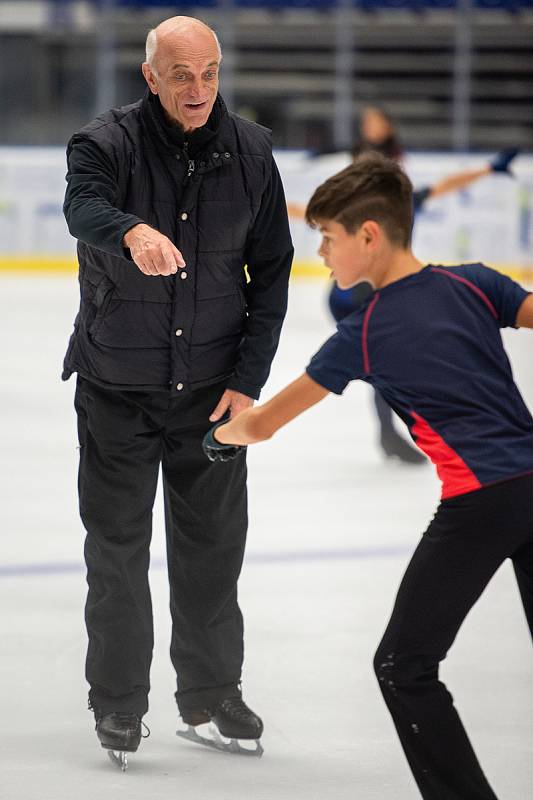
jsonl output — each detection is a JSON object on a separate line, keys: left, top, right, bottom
{"left": 170, "top": 61, "right": 219, "bottom": 70}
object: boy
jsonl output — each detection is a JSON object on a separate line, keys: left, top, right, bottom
{"left": 202, "top": 153, "right": 533, "bottom": 799}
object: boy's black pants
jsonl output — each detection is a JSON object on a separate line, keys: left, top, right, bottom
{"left": 374, "top": 475, "right": 533, "bottom": 800}
{"left": 74, "top": 376, "right": 248, "bottom": 718}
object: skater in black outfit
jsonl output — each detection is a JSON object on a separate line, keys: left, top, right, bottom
{"left": 62, "top": 15, "right": 292, "bottom": 764}
{"left": 289, "top": 104, "right": 518, "bottom": 464}
{"left": 204, "top": 153, "right": 533, "bottom": 799}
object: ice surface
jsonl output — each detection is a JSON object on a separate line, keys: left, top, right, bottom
{"left": 0, "top": 275, "right": 532, "bottom": 799}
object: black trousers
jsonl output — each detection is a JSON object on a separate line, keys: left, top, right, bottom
{"left": 74, "top": 377, "right": 248, "bottom": 718}
{"left": 374, "top": 475, "right": 533, "bottom": 800}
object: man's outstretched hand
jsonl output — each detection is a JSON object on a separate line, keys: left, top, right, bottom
{"left": 124, "top": 223, "right": 186, "bottom": 276}
{"left": 203, "top": 420, "right": 246, "bottom": 463}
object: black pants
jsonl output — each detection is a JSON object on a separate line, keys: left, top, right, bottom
{"left": 374, "top": 475, "right": 533, "bottom": 799}
{"left": 75, "top": 377, "right": 248, "bottom": 718}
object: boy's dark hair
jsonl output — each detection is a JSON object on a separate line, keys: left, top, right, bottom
{"left": 305, "top": 152, "right": 414, "bottom": 248}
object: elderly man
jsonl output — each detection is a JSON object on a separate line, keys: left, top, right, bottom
{"left": 63, "top": 16, "right": 293, "bottom": 763}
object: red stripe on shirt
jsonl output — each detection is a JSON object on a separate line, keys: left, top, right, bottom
{"left": 362, "top": 292, "right": 380, "bottom": 374}
{"left": 410, "top": 410, "right": 482, "bottom": 498}
{"left": 430, "top": 267, "right": 498, "bottom": 320}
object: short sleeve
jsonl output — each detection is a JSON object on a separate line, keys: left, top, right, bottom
{"left": 457, "top": 263, "right": 531, "bottom": 329}
{"left": 306, "top": 314, "right": 365, "bottom": 394}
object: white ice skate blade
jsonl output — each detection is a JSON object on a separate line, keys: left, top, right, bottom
{"left": 107, "top": 749, "right": 128, "bottom": 771}
{"left": 176, "top": 723, "right": 264, "bottom": 758}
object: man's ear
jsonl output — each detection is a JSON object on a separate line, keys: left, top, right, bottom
{"left": 142, "top": 62, "right": 158, "bottom": 95}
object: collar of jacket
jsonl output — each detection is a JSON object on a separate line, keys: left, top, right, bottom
{"left": 141, "top": 90, "right": 228, "bottom": 158}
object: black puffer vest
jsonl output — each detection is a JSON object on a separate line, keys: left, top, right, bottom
{"left": 63, "top": 94, "right": 272, "bottom": 394}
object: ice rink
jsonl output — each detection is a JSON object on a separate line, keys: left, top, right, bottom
{"left": 1, "top": 274, "right": 532, "bottom": 800}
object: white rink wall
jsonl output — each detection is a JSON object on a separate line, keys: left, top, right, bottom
{"left": 0, "top": 147, "right": 532, "bottom": 277}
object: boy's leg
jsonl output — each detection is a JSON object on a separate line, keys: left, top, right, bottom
{"left": 373, "top": 483, "right": 526, "bottom": 800}
{"left": 75, "top": 378, "right": 162, "bottom": 716}
{"left": 513, "top": 543, "right": 533, "bottom": 639}
{"left": 161, "top": 383, "right": 248, "bottom": 717}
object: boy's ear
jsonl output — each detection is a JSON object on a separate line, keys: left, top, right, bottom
{"left": 360, "top": 219, "right": 381, "bottom": 246}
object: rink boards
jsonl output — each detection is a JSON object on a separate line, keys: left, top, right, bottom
{"left": 0, "top": 147, "right": 532, "bottom": 281}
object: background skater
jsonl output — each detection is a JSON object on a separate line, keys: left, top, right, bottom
{"left": 288, "top": 110, "right": 519, "bottom": 465}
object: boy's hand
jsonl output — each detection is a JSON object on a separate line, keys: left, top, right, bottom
{"left": 203, "top": 420, "right": 246, "bottom": 463}
{"left": 489, "top": 148, "right": 519, "bottom": 175}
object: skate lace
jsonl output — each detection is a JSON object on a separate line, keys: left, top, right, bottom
{"left": 220, "top": 698, "right": 253, "bottom": 721}
{"left": 114, "top": 713, "right": 151, "bottom": 739}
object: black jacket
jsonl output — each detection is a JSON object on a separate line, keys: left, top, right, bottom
{"left": 62, "top": 92, "right": 293, "bottom": 399}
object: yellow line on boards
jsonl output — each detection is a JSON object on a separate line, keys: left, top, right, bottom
{"left": 0, "top": 257, "right": 532, "bottom": 285}
{"left": 290, "top": 261, "right": 533, "bottom": 284}
{"left": 0, "top": 257, "right": 78, "bottom": 273}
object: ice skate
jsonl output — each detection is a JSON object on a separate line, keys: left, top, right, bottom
{"left": 177, "top": 697, "right": 264, "bottom": 757}
{"left": 95, "top": 712, "right": 148, "bottom": 771}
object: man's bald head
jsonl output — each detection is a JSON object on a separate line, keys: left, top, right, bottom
{"left": 142, "top": 15, "right": 222, "bottom": 132}
{"left": 145, "top": 17, "right": 222, "bottom": 73}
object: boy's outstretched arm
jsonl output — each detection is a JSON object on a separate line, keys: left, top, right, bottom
{"left": 516, "top": 294, "right": 533, "bottom": 328}
{"left": 203, "top": 374, "right": 329, "bottom": 461}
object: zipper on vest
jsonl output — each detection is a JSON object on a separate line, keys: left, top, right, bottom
{"left": 181, "top": 140, "right": 195, "bottom": 183}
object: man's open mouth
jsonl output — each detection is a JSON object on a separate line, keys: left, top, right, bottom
{"left": 185, "top": 101, "right": 207, "bottom": 111}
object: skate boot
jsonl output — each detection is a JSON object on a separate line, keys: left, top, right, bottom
{"left": 96, "top": 712, "right": 146, "bottom": 771}
{"left": 177, "top": 697, "right": 264, "bottom": 757}
{"left": 380, "top": 429, "right": 426, "bottom": 464}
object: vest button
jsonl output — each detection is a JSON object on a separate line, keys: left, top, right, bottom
{"left": 181, "top": 212, "right": 188, "bottom": 221}
{"left": 176, "top": 383, "right": 184, "bottom": 391}
{"left": 175, "top": 328, "right": 183, "bottom": 336}
{"left": 180, "top": 271, "right": 188, "bottom": 280}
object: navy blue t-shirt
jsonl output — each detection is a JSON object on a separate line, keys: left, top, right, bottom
{"left": 307, "top": 263, "right": 533, "bottom": 498}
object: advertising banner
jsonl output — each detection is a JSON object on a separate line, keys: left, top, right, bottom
{"left": 0, "top": 147, "right": 531, "bottom": 281}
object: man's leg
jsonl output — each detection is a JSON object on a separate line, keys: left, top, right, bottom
{"left": 161, "top": 383, "right": 248, "bottom": 716}
{"left": 373, "top": 483, "right": 529, "bottom": 800}
{"left": 75, "top": 378, "right": 162, "bottom": 716}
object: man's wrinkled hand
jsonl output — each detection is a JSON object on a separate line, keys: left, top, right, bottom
{"left": 124, "top": 223, "right": 186, "bottom": 276}
{"left": 202, "top": 420, "right": 246, "bottom": 463}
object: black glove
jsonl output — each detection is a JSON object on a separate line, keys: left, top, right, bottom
{"left": 202, "top": 420, "right": 246, "bottom": 463}
{"left": 489, "top": 148, "right": 519, "bottom": 175}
